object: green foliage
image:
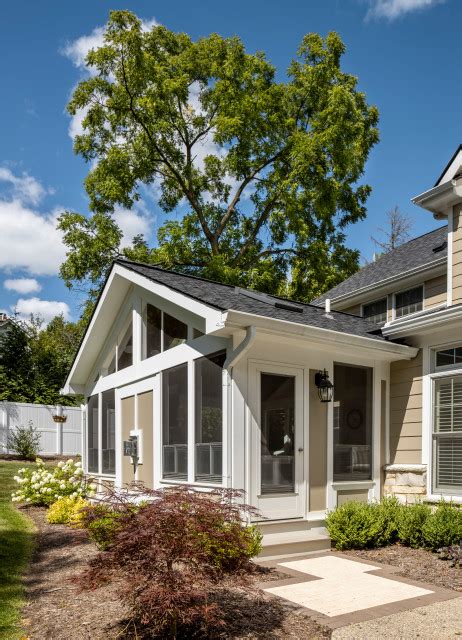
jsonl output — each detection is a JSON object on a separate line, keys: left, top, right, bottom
{"left": 397, "top": 502, "right": 431, "bottom": 548}
{"left": 11, "top": 458, "right": 96, "bottom": 507}
{"left": 60, "top": 10, "right": 379, "bottom": 314}
{"left": 375, "top": 496, "right": 402, "bottom": 547}
{"left": 46, "top": 496, "right": 89, "bottom": 525}
{"left": 200, "top": 523, "right": 263, "bottom": 570}
{"left": 7, "top": 421, "right": 41, "bottom": 460}
{"left": 326, "top": 501, "right": 384, "bottom": 550}
{"left": 422, "top": 501, "right": 462, "bottom": 551}
{"left": 79, "top": 503, "right": 127, "bottom": 550}
{"left": 0, "top": 315, "right": 82, "bottom": 405}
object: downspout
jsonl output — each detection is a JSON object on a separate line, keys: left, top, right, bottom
{"left": 223, "top": 326, "right": 257, "bottom": 491}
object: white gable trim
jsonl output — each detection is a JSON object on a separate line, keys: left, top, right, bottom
{"left": 435, "top": 146, "right": 462, "bottom": 186}
{"left": 63, "top": 263, "right": 225, "bottom": 393}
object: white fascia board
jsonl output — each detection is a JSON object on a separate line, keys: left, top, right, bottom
{"left": 382, "top": 304, "right": 462, "bottom": 339}
{"left": 412, "top": 180, "right": 462, "bottom": 219}
{"left": 63, "top": 263, "right": 224, "bottom": 393}
{"left": 223, "top": 310, "right": 418, "bottom": 361}
{"left": 328, "top": 259, "right": 446, "bottom": 310}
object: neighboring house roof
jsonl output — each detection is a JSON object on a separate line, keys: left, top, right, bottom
{"left": 311, "top": 225, "right": 448, "bottom": 306}
{"left": 117, "top": 258, "right": 390, "bottom": 342}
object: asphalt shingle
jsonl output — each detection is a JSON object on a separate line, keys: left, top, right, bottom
{"left": 312, "top": 226, "right": 448, "bottom": 305}
{"left": 117, "top": 259, "right": 391, "bottom": 342}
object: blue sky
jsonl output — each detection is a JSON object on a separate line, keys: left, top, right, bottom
{"left": 0, "top": 0, "right": 459, "bottom": 322}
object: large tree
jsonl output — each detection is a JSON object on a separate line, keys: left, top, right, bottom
{"left": 0, "top": 315, "right": 82, "bottom": 405}
{"left": 59, "top": 10, "right": 379, "bottom": 313}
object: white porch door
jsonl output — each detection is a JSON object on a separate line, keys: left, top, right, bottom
{"left": 248, "top": 362, "right": 306, "bottom": 520}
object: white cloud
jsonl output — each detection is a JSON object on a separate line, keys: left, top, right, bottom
{"left": 14, "top": 297, "right": 71, "bottom": 324}
{"left": 4, "top": 278, "right": 41, "bottom": 294}
{"left": 114, "top": 206, "right": 153, "bottom": 244}
{"left": 0, "top": 168, "right": 50, "bottom": 206}
{"left": 366, "top": 0, "right": 446, "bottom": 20}
{"left": 0, "top": 200, "right": 66, "bottom": 275}
{"left": 63, "top": 18, "right": 158, "bottom": 70}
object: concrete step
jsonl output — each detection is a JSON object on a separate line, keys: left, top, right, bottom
{"left": 258, "top": 529, "right": 331, "bottom": 560}
{"left": 256, "top": 516, "right": 326, "bottom": 536}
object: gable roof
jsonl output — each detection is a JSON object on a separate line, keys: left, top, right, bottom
{"left": 117, "top": 258, "right": 390, "bottom": 342}
{"left": 312, "top": 225, "right": 447, "bottom": 306}
{"left": 434, "top": 144, "right": 462, "bottom": 186}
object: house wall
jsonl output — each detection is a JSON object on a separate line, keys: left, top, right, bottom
{"left": 425, "top": 274, "right": 447, "bottom": 308}
{"left": 309, "top": 369, "right": 327, "bottom": 511}
{"left": 389, "top": 350, "right": 423, "bottom": 465}
{"left": 452, "top": 203, "right": 462, "bottom": 304}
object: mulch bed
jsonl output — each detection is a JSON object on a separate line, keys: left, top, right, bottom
{"left": 343, "top": 545, "right": 462, "bottom": 592}
{"left": 20, "top": 507, "right": 330, "bottom": 639}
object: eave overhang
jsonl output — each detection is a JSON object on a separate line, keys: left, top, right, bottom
{"left": 412, "top": 179, "right": 462, "bottom": 219}
{"left": 382, "top": 303, "right": 462, "bottom": 339}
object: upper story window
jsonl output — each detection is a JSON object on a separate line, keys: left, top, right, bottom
{"left": 395, "top": 286, "right": 423, "bottom": 318}
{"left": 117, "top": 321, "right": 133, "bottom": 370}
{"left": 142, "top": 303, "right": 188, "bottom": 360}
{"left": 363, "top": 298, "right": 387, "bottom": 324}
{"left": 435, "top": 346, "right": 462, "bottom": 370}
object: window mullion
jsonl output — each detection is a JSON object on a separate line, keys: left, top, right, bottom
{"left": 187, "top": 360, "right": 195, "bottom": 483}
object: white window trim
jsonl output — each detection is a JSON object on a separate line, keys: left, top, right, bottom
{"left": 392, "top": 283, "right": 425, "bottom": 321}
{"left": 85, "top": 390, "right": 116, "bottom": 478}
{"left": 426, "top": 363, "right": 462, "bottom": 501}
{"left": 432, "top": 341, "right": 462, "bottom": 372}
{"left": 360, "top": 296, "right": 388, "bottom": 324}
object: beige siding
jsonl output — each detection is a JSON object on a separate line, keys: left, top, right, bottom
{"left": 389, "top": 351, "right": 422, "bottom": 465}
{"left": 342, "top": 304, "right": 361, "bottom": 316}
{"left": 425, "top": 274, "right": 446, "bottom": 308}
{"left": 337, "top": 489, "right": 369, "bottom": 506}
{"left": 380, "top": 380, "right": 387, "bottom": 497}
{"left": 452, "top": 204, "right": 462, "bottom": 304}
{"left": 309, "top": 370, "right": 327, "bottom": 511}
{"left": 137, "top": 391, "right": 154, "bottom": 488}
{"left": 121, "top": 395, "right": 135, "bottom": 485}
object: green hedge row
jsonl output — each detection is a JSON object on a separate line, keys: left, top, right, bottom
{"left": 326, "top": 498, "right": 462, "bottom": 551}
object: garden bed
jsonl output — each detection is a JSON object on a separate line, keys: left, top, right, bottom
{"left": 343, "top": 545, "right": 462, "bottom": 593}
{"left": 20, "top": 508, "right": 330, "bottom": 639}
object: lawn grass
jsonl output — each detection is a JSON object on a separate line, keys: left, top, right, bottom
{"left": 0, "top": 460, "right": 37, "bottom": 639}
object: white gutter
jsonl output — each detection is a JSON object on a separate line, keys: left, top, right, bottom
{"left": 382, "top": 303, "right": 462, "bottom": 339}
{"left": 223, "top": 325, "right": 257, "bottom": 370}
{"left": 412, "top": 178, "right": 462, "bottom": 219}
{"left": 222, "top": 310, "right": 417, "bottom": 360}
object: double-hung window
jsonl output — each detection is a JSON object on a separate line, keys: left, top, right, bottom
{"left": 363, "top": 298, "right": 387, "bottom": 324}
{"left": 433, "top": 376, "right": 462, "bottom": 494}
{"left": 395, "top": 286, "right": 423, "bottom": 318}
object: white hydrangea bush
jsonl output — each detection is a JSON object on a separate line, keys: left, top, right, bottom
{"left": 11, "top": 458, "right": 97, "bottom": 506}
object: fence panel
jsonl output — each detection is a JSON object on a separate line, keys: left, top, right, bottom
{"left": 0, "top": 401, "right": 82, "bottom": 456}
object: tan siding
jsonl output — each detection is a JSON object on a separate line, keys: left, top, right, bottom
{"left": 309, "top": 370, "right": 327, "bottom": 511}
{"left": 137, "top": 391, "right": 154, "bottom": 488}
{"left": 337, "top": 489, "right": 369, "bottom": 506}
{"left": 389, "top": 350, "right": 422, "bottom": 465}
{"left": 452, "top": 204, "right": 462, "bottom": 304}
{"left": 425, "top": 274, "right": 446, "bottom": 308}
{"left": 121, "top": 395, "right": 135, "bottom": 485}
{"left": 342, "top": 304, "right": 361, "bottom": 316}
{"left": 380, "top": 380, "right": 387, "bottom": 497}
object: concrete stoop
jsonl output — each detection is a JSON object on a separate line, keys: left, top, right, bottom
{"left": 256, "top": 518, "right": 331, "bottom": 560}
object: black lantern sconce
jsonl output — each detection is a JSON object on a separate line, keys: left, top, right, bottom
{"left": 314, "top": 369, "right": 334, "bottom": 403}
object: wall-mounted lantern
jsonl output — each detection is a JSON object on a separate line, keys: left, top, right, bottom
{"left": 314, "top": 369, "right": 334, "bottom": 403}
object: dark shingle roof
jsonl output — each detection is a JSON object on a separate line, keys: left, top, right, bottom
{"left": 117, "top": 259, "right": 390, "bottom": 342}
{"left": 312, "top": 226, "right": 447, "bottom": 306}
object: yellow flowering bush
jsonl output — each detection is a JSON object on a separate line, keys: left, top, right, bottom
{"left": 11, "top": 458, "right": 97, "bottom": 506}
{"left": 47, "top": 496, "right": 89, "bottom": 525}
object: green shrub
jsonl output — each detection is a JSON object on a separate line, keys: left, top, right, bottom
{"left": 398, "top": 503, "right": 431, "bottom": 548}
{"left": 47, "top": 496, "right": 89, "bottom": 525}
{"left": 200, "top": 523, "right": 263, "bottom": 570}
{"left": 7, "top": 422, "right": 41, "bottom": 460}
{"left": 375, "top": 497, "right": 402, "bottom": 546}
{"left": 79, "top": 503, "right": 128, "bottom": 550}
{"left": 326, "top": 501, "right": 384, "bottom": 550}
{"left": 11, "top": 458, "right": 96, "bottom": 506}
{"left": 422, "top": 501, "right": 462, "bottom": 551}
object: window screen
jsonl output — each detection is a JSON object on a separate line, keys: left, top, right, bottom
{"left": 395, "top": 286, "right": 423, "bottom": 318}
{"left": 363, "top": 298, "right": 387, "bottom": 324}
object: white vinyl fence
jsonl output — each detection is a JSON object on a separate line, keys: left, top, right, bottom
{"left": 0, "top": 401, "right": 83, "bottom": 456}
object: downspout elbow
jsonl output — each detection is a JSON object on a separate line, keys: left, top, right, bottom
{"left": 224, "top": 326, "right": 257, "bottom": 371}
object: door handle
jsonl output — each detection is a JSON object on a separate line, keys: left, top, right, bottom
{"left": 298, "top": 447, "right": 304, "bottom": 452}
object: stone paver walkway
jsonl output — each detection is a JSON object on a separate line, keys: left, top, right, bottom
{"left": 258, "top": 552, "right": 459, "bottom": 632}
